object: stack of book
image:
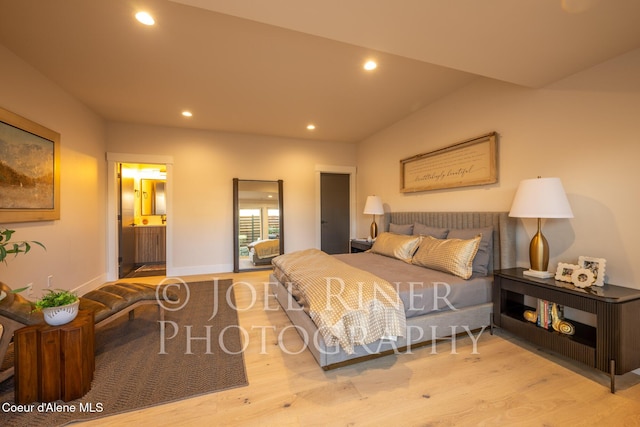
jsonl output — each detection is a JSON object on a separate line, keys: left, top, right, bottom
{"left": 537, "top": 299, "right": 552, "bottom": 329}
{"left": 536, "top": 299, "right": 564, "bottom": 330}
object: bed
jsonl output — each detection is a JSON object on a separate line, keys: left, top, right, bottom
{"left": 269, "top": 211, "right": 516, "bottom": 370}
{"left": 248, "top": 239, "right": 280, "bottom": 265}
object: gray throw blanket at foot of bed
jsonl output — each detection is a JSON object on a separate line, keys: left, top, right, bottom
{"left": 272, "top": 249, "right": 406, "bottom": 353}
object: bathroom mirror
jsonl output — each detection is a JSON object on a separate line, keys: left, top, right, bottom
{"left": 233, "top": 178, "right": 284, "bottom": 272}
{"left": 141, "top": 179, "right": 166, "bottom": 216}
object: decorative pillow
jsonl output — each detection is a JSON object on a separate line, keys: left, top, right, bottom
{"left": 389, "top": 223, "right": 414, "bottom": 235}
{"left": 448, "top": 227, "right": 493, "bottom": 276}
{"left": 412, "top": 235, "right": 482, "bottom": 279}
{"left": 370, "top": 232, "right": 422, "bottom": 263}
{"left": 413, "top": 223, "right": 449, "bottom": 239}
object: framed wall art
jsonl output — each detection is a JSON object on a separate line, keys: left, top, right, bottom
{"left": 0, "top": 107, "right": 60, "bottom": 223}
{"left": 400, "top": 132, "right": 497, "bottom": 193}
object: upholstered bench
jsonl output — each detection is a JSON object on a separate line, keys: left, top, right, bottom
{"left": 81, "top": 282, "right": 178, "bottom": 327}
{"left": 0, "top": 281, "right": 179, "bottom": 382}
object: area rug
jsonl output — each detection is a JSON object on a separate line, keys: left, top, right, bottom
{"left": 0, "top": 279, "right": 247, "bottom": 426}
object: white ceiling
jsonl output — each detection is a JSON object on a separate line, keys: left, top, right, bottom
{"left": 1, "top": 0, "right": 639, "bottom": 142}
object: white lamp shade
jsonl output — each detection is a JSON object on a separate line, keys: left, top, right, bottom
{"left": 363, "top": 195, "right": 384, "bottom": 215}
{"left": 509, "top": 177, "right": 573, "bottom": 218}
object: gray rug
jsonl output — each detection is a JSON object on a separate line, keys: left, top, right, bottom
{"left": 0, "top": 279, "right": 248, "bottom": 426}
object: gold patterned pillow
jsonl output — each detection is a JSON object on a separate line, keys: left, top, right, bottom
{"left": 370, "top": 232, "right": 422, "bottom": 263}
{"left": 412, "top": 235, "right": 482, "bottom": 279}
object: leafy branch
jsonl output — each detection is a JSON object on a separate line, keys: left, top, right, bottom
{"left": 0, "top": 228, "right": 46, "bottom": 265}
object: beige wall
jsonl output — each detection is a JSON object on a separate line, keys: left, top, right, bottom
{"left": 106, "top": 123, "right": 357, "bottom": 275}
{"left": 357, "top": 48, "right": 640, "bottom": 287}
{"left": 1, "top": 40, "right": 357, "bottom": 286}
{"left": 0, "top": 46, "right": 107, "bottom": 294}
{"left": 3, "top": 37, "right": 639, "bottom": 291}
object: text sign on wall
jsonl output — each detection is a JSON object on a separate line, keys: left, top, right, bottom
{"left": 400, "top": 132, "right": 497, "bottom": 193}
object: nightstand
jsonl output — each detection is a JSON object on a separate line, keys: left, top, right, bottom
{"left": 350, "top": 239, "right": 372, "bottom": 253}
{"left": 492, "top": 268, "right": 640, "bottom": 393}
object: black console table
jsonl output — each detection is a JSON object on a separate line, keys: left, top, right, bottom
{"left": 492, "top": 268, "right": 640, "bottom": 393}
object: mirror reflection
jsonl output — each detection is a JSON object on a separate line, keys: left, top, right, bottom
{"left": 233, "top": 179, "right": 284, "bottom": 272}
{"left": 140, "top": 179, "right": 166, "bottom": 216}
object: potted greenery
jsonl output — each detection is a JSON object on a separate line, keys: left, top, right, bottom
{"left": 0, "top": 228, "right": 77, "bottom": 325}
{"left": 34, "top": 289, "right": 80, "bottom": 325}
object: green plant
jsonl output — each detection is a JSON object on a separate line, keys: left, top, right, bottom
{"left": 33, "top": 289, "right": 78, "bottom": 310}
{"left": 1, "top": 228, "right": 46, "bottom": 295}
{"left": 0, "top": 228, "right": 45, "bottom": 265}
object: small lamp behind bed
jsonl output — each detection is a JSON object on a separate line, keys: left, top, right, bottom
{"left": 364, "top": 195, "right": 384, "bottom": 239}
{"left": 509, "top": 177, "right": 573, "bottom": 278}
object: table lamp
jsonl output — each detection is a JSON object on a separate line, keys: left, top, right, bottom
{"left": 363, "top": 195, "right": 384, "bottom": 239}
{"left": 509, "top": 177, "right": 573, "bottom": 278}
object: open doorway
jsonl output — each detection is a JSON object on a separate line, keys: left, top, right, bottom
{"left": 118, "top": 163, "right": 167, "bottom": 278}
{"left": 106, "top": 153, "right": 173, "bottom": 282}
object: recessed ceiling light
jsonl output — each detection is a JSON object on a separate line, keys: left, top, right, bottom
{"left": 364, "top": 60, "right": 377, "bottom": 71}
{"left": 135, "top": 11, "right": 155, "bottom": 26}
{"left": 182, "top": 111, "right": 193, "bottom": 117}
{"left": 306, "top": 124, "right": 316, "bottom": 130}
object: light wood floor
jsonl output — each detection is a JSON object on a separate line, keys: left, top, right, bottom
{"left": 79, "top": 271, "right": 640, "bottom": 426}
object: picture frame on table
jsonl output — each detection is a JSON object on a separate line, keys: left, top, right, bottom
{"left": 555, "top": 263, "right": 580, "bottom": 283}
{"left": 578, "top": 256, "right": 606, "bottom": 286}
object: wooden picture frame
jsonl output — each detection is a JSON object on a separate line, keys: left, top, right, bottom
{"left": 578, "top": 256, "right": 606, "bottom": 287}
{"left": 0, "top": 107, "right": 60, "bottom": 222}
{"left": 400, "top": 132, "right": 497, "bottom": 193}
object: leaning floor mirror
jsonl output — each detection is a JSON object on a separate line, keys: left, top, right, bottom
{"left": 233, "top": 179, "right": 284, "bottom": 272}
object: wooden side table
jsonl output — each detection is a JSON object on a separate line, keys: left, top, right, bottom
{"left": 14, "top": 310, "right": 95, "bottom": 403}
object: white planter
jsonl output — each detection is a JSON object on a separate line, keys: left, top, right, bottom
{"left": 42, "top": 300, "right": 80, "bottom": 326}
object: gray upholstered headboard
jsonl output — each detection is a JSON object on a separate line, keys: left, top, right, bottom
{"left": 383, "top": 211, "right": 516, "bottom": 271}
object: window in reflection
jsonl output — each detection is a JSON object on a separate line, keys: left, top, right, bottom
{"left": 233, "top": 179, "right": 283, "bottom": 272}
